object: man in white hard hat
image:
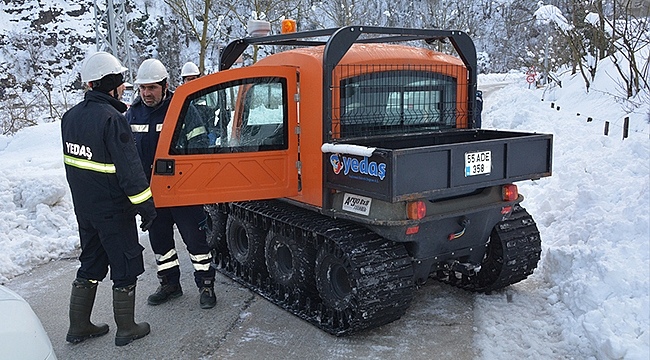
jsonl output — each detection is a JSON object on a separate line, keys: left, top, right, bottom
{"left": 179, "top": 61, "right": 223, "bottom": 146}
{"left": 61, "top": 51, "right": 154, "bottom": 346}
{"left": 126, "top": 59, "right": 217, "bottom": 310}
{"left": 180, "top": 61, "right": 201, "bottom": 83}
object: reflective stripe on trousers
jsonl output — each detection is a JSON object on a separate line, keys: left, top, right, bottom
{"left": 189, "top": 253, "right": 213, "bottom": 272}
{"left": 155, "top": 248, "right": 180, "bottom": 272}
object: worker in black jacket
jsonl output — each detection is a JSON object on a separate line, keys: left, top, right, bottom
{"left": 127, "top": 59, "right": 216, "bottom": 310}
{"left": 61, "top": 51, "right": 156, "bottom": 347}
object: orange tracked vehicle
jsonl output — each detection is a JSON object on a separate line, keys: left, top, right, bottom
{"left": 150, "top": 26, "right": 553, "bottom": 335}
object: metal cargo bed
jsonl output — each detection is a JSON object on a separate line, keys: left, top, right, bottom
{"left": 324, "top": 129, "right": 553, "bottom": 202}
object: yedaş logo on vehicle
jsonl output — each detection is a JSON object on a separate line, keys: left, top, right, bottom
{"left": 329, "top": 154, "right": 386, "bottom": 180}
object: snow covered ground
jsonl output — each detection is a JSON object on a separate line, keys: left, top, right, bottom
{"left": 475, "top": 68, "right": 649, "bottom": 359}
{"left": 0, "top": 63, "right": 648, "bottom": 358}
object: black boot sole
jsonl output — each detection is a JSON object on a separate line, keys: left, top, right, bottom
{"left": 200, "top": 297, "right": 217, "bottom": 309}
{"left": 115, "top": 328, "right": 151, "bottom": 346}
{"left": 66, "top": 325, "right": 110, "bottom": 343}
{"left": 147, "top": 290, "right": 183, "bottom": 306}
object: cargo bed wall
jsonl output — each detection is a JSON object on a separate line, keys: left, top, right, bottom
{"left": 324, "top": 130, "right": 553, "bottom": 202}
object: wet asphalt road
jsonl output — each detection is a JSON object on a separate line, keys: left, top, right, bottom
{"left": 6, "top": 231, "right": 477, "bottom": 360}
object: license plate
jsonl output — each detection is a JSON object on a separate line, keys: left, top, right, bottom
{"left": 465, "top": 150, "right": 491, "bottom": 176}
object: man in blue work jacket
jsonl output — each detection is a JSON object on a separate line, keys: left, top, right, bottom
{"left": 126, "top": 59, "right": 217, "bottom": 309}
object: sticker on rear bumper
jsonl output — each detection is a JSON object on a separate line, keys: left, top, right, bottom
{"left": 342, "top": 193, "right": 372, "bottom": 216}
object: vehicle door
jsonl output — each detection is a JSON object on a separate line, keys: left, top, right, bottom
{"left": 151, "top": 66, "right": 299, "bottom": 207}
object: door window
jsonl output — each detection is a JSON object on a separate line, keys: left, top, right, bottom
{"left": 170, "top": 77, "right": 288, "bottom": 154}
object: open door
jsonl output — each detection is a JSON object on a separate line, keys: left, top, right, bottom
{"left": 151, "top": 66, "right": 299, "bottom": 207}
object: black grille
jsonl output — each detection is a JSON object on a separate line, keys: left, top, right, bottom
{"left": 331, "top": 64, "right": 467, "bottom": 140}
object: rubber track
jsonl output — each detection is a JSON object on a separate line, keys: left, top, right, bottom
{"left": 214, "top": 200, "right": 415, "bottom": 336}
{"left": 433, "top": 204, "right": 542, "bottom": 292}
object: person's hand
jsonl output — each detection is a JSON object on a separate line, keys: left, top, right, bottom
{"left": 136, "top": 198, "right": 157, "bottom": 231}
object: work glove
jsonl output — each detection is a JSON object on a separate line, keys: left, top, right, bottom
{"left": 136, "top": 198, "right": 157, "bottom": 232}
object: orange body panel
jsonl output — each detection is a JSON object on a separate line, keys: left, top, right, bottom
{"left": 256, "top": 50, "right": 325, "bottom": 208}
{"left": 151, "top": 44, "right": 468, "bottom": 209}
{"left": 255, "top": 44, "right": 468, "bottom": 208}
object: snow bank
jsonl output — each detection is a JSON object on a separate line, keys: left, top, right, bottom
{"left": 0, "top": 123, "right": 79, "bottom": 283}
{"left": 475, "top": 65, "right": 649, "bottom": 359}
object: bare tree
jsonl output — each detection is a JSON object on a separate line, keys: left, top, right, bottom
{"left": 0, "top": 87, "right": 39, "bottom": 135}
{"left": 309, "top": 0, "right": 365, "bottom": 27}
{"left": 163, "top": 0, "right": 231, "bottom": 74}
{"left": 599, "top": 0, "right": 650, "bottom": 98}
{"left": 486, "top": 0, "right": 533, "bottom": 72}
{"left": 155, "top": 17, "right": 184, "bottom": 87}
{"left": 0, "top": 30, "right": 83, "bottom": 134}
{"left": 307, "top": 0, "right": 393, "bottom": 28}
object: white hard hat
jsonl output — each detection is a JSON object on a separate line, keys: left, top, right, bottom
{"left": 80, "top": 51, "right": 128, "bottom": 83}
{"left": 181, "top": 62, "right": 200, "bottom": 77}
{"left": 134, "top": 59, "right": 169, "bottom": 85}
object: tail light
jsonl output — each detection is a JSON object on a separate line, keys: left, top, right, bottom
{"left": 407, "top": 201, "right": 426, "bottom": 220}
{"left": 502, "top": 184, "right": 518, "bottom": 201}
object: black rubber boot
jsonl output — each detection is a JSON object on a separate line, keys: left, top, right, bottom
{"left": 113, "top": 284, "right": 150, "bottom": 346}
{"left": 66, "top": 278, "right": 109, "bottom": 343}
{"left": 147, "top": 277, "right": 182, "bottom": 306}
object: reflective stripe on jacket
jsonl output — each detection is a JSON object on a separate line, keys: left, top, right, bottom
{"left": 126, "top": 91, "right": 173, "bottom": 182}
